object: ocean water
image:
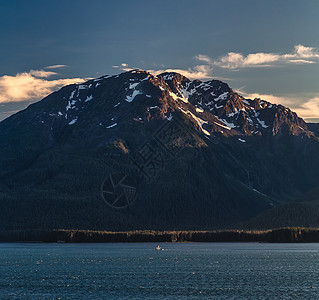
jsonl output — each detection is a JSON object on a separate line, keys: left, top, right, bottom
{"left": 1, "top": 243, "right": 319, "bottom": 299}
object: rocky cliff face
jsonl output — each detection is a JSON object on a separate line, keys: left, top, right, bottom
{"left": 0, "top": 70, "right": 318, "bottom": 231}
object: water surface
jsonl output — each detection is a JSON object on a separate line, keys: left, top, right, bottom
{"left": 1, "top": 242, "right": 319, "bottom": 299}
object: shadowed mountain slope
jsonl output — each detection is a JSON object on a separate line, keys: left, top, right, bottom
{"left": 0, "top": 70, "right": 318, "bottom": 231}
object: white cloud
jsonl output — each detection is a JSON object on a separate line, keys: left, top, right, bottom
{"left": 294, "top": 97, "right": 319, "bottom": 119}
{"left": 236, "top": 89, "right": 296, "bottom": 106}
{"left": 29, "top": 69, "right": 58, "bottom": 78}
{"left": 112, "top": 44, "right": 319, "bottom": 81}
{"left": 0, "top": 70, "right": 86, "bottom": 103}
{"left": 237, "top": 89, "right": 319, "bottom": 120}
{"left": 287, "top": 59, "right": 315, "bottom": 64}
{"left": 113, "top": 62, "right": 213, "bottom": 80}
{"left": 195, "top": 54, "right": 213, "bottom": 64}
{"left": 213, "top": 52, "right": 281, "bottom": 69}
{"left": 45, "top": 64, "right": 67, "bottom": 69}
{"left": 289, "top": 44, "right": 319, "bottom": 58}
{"left": 202, "top": 44, "right": 319, "bottom": 69}
{"left": 112, "top": 63, "right": 129, "bottom": 69}
{"left": 147, "top": 65, "right": 213, "bottom": 80}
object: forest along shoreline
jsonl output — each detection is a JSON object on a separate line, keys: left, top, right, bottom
{"left": 42, "top": 228, "right": 319, "bottom": 243}
{"left": 1, "top": 228, "right": 319, "bottom": 243}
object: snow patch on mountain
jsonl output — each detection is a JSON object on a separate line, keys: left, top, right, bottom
{"left": 180, "top": 108, "right": 210, "bottom": 135}
{"left": 129, "top": 82, "right": 139, "bottom": 89}
{"left": 167, "top": 113, "right": 173, "bottom": 121}
{"left": 85, "top": 95, "right": 93, "bottom": 102}
{"left": 66, "top": 100, "right": 77, "bottom": 111}
{"left": 78, "top": 85, "right": 88, "bottom": 90}
{"left": 169, "top": 91, "right": 188, "bottom": 103}
{"left": 68, "top": 118, "right": 78, "bottom": 125}
{"left": 253, "top": 111, "right": 269, "bottom": 128}
{"left": 162, "top": 74, "right": 175, "bottom": 81}
{"left": 214, "top": 122, "right": 230, "bottom": 130}
{"left": 126, "top": 90, "right": 142, "bottom": 102}
{"left": 196, "top": 107, "right": 204, "bottom": 113}
{"left": 70, "top": 90, "right": 76, "bottom": 100}
{"left": 215, "top": 92, "right": 229, "bottom": 102}
{"left": 106, "top": 123, "right": 117, "bottom": 128}
{"left": 179, "top": 83, "right": 197, "bottom": 100}
{"left": 216, "top": 117, "right": 236, "bottom": 129}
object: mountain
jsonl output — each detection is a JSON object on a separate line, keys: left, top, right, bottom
{"left": 1, "top": 69, "right": 319, "bottom": 231}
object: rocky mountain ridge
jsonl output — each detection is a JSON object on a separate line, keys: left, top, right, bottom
{"left": 27, "top": 69, "right": 309, "bottom": 140}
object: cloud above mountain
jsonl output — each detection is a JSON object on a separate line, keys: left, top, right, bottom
{"left": 237, "top": 89, "right": 319, "bottom": 120}
{"left": 115, "top": 44, "right": 319, "bottom": 80}
{"left": 0, "top": 69, "right": 85, "bottom": 103}
{"left": 1, "top": 44, "right": 319, "bottom": 121}
{"left": 197, "top": 44, "right": 319, "bottom": 69}
{"left": 113, "top": 63, "right": 213, "bottom": 80}
{"left": 147, "top": 65, "right": 213, "bottom": 80}
{"left": 45, "top": 64, "right": 67, "bottom": 69}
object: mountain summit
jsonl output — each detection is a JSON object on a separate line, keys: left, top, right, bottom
{"left": 1, "top": 69, "right": 319, "bottom": 231}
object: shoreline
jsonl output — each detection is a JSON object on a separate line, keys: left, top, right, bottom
{"left": 40, "top": 227, "right": 319, "bottom": 243}
{"left": 2, "top": 227, "right": 319, "bottom": 243}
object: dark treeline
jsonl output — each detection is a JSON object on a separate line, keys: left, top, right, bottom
{"left": 40, "top": 227, "right": 319, "bottom": 243}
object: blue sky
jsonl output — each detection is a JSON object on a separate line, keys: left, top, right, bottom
{"left": 1, "top": 0, "right": 319, "bottom": 121}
